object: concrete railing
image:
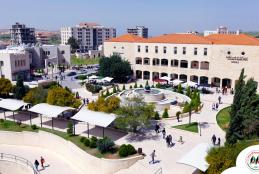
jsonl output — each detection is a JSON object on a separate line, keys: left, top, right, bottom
{"left": 0, "top": 131, "right": 143, "bottom": 174}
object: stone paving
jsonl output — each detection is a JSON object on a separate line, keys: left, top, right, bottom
{"left": 0, "top": 86, "right": 234, "bottom": 174}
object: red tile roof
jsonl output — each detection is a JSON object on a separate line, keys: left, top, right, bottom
{"left": 107, "top": 34, "right": 147, "bottom": 43}
{"left": 205, "top": 34, "right": 259, "bottom": 46}
{"left": 107, "top": 33, "right": 259, "bottom": 46}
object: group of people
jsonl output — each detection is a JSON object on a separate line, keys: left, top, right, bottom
{"left": 212, "top": 102, "right": 219, "bottom": 111}
{"left": 34, "top": 156, "right": 45, "bottom": 171}
{"left": 83, "top": 98, "right": 89, "bottom": 105}
{"left": 155, "top": 125, "right": 174, "bottom": 148}
{"left": 211, "top": 134, "right": 221, "bottom": 146}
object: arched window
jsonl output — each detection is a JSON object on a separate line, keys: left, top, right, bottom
{"left": 200, "top": 61, "right": 209, "bottom": 70}
{"left": 180, "top": 60, "right": 188, "bottom": 68}
{"left": 161, "top": 59, "right": 168, "bottom": 66}
{"left": 153, "top": 58, "right": 160, "bottom": 66}
{"left": 143, "top": 57, "right": 150, "bottom": 65}
{"left": 135, "top": 57, "right": 142, "bottom": 65}
{"left": 191, "top": 61, "right": 199, "bottom": 69}
{"left": 171, "top": 59, "right": 179, "bottom": 67}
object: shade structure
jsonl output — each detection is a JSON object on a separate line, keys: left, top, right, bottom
{"left": 160, "top": 76, "right": 171, "bottom": 82}
{"left": 177, "top": 143, "right": 211, "bottom": 172}
{"left": 153, "top": 79, "right": 167, "bottom": 84}
{"left": 171, "top": 79, "right": 183, "bottom": 86}
{"left": 0, "top": 99, "right": 28, "bottom": 111}
{"left": 89, "top": 75, "right": 98, "bottom": 80}
{"left": 72, "top": 108, "right": 116, "bottom": 127}
{"left": 182, "top": 81, "right": 198, "bottom": 88}
{"left": 101, "top": 77, "right": 113, "bottom": 83}
{"left": 28, "top": 103, "right": 74, "bottom": 118}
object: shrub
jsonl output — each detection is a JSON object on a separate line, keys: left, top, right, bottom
{"left": 129, "top": 85, "right": 132, "bottom": 89}
{"left": 154, "top": 111, "right": 160, "bottom": 120}
{"left": 122, "top": 84, "right": 126, "bottom": 90}
{"left": 106, "top": 89, "right": 110, "bottom": 96}
{"left": 113, "top": 86, "right": 117, "bottom": 93}
{"left": 118, "top": 144, "right": 136, "bottom": 157}
{"left": 80, "top": 137, "right": 86, "bottom": 143}
{"left": 84, "top": 138, "right": 90, "bottom": 147}
{"left": 85, "top": 83, "right": 102, "bottom": 93}
{"left": 134, "top": 82, "right": 138, "bottom": 88}
{"left": 151, "top": 85, "right": 155, "bottom": 88}
{"left": 162, "top": 108, "right": 169, "bottom": 118}
{"left": 177, "top": 84, "right": 183, "bottom": 94}
{"left": 89, "top": 136, "right": 98, "bottom": 148}
{"left": 67, "top": 121, "right": 73, "bottom": 135}
{"left": 31, "top": 124, "right": 38, "bottom": 130}
{"left": 139, "top": 84, "right": 143, "bottom": 88}
{"left": 0, "top": 119, "right": 4, "bottom": 123}
{"left": 97, "top": 137, "right": 115, "bottom": 153}
{"left": 155, "top": 83, "right": 161, "bottom": 88}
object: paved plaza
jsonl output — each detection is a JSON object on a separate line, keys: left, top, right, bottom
{"left": 0, "top": 83, "right": 233, "bottom": 174}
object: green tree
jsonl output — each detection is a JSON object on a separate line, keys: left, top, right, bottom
{"left": 67, "top": 37, "right": 79, "bottom": 53}
{"left": 145, "top": 81, "right": 149, "bottom": 86}
{"left": 122, "top": 84, "right": 126, "bottom": 90}
{"left": 134, "top": 82, "right": 138, "bottom": 88}
{"left": 88, "top": 96, "right": 120, "bottom": 113}
{"left": 154, "top": 111, "right": 160, "bottom": 120}
{"left": 162, "top": 108, "right": 169, "bottom": 118}
{"left": 0, "top": 78, "right": 12, "bottom": 97}
{"left": 186, "top": 86, "right": 191, "bottom": 97}
{"left": 13, "top": 75, "right": 27, "bottom": 99}
{"left": 177, "top": 84, "right": 183, "bottom": 94}
{"left": 99, "top": 55, "right": 132, "bottom": 83}
{"left": 113, "top": 86, "right": 117, "bottom": 93}
{"left": 47, "top": 86, "right": 81, "bottom": 108}
{"left": 23, "top": 87, "right": 48, "bottom": 105}
{"left": 129, "top": 85, "right": 132, "bottom": 89}
{"left": 115, "top": 97, "right": 155, "bottom": 132}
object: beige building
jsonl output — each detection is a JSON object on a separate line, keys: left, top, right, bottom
{"left": 0, "top": 47, "right": 30, "bottom": 81}
{"left": 104, "top": 33, "right": 259, "bottom": 90}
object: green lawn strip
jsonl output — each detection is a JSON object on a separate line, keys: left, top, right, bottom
{"left": 71, "top": 56, "right": 100, "bottom": 65}
{"left": 172, "top": 122, "right": 199, "bottom": 133}
{"left": 216, "top": 107, "right": 231, "bottom": 131}
{"left": 0, "top": 120, "right": 117, "bottom": 159}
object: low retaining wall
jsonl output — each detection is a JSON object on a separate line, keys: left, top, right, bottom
{"left": 0, "top": 131, "right": 143, "bottom": 174}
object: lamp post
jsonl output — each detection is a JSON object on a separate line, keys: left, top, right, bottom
{"left": 199, "top": 122, "right": 201, "bottom": 136}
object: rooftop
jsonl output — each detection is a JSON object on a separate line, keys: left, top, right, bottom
{"left": 107, "top": 33, "right": 259, "bottom": 46}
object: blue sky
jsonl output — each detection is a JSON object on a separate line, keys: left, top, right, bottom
{"left": 0, "top": 0, "right": 258, "bottom": 36}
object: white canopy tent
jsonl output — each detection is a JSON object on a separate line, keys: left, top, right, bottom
{"left": 28, "top": 103, "right": 74, "bottom": 129}
{"left": 171, "top": 79, "right": 183, "bottom": 86}
{"left": 160, "top": 76, "right": 171, "bottom": 82}
{"left": 182, "top": 81, "right": 198, "bottom": 88}
{"left": 72, "top": 108, "right": 116, "bottom": 137}
{"left": 0, "top": 99, "right": 29, "bottom": 121}
{"left": 88, "top": 75, "right": 98, "bottom": 80}
{"left": 177, "top": 143, "right": 211, "bottom": 172}
{"left": 101, "top": 77, "right": 113, "bottom": 83}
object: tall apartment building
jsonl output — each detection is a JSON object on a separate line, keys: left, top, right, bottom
{"left": 61, "top": 22, "right": 116, "bottom": 52}
{"left": 127, "top": 26, "right": 148, "bottom": 38}
{"left": 10, "top": 22, "right": 36, "bottom": 45}
{"left": 204, "top": 26, "right": 241, "bottom": 36}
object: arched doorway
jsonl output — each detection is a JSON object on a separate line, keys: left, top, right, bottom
{"left": 170, "top": 73, "right": 178, "bottom": 80}
{"left": 191, "top": 61, "right": 199, "bottom": 69}
{"left": 190, "top": 75, "right": 199, "bottom": 83}
{"left": 152, "top": 72, "right": 159, "bottom": 80}
{"left": 222, "top": 78, "right": 232, "bottom": 88}
{"left": 136, "top": 70, "right": 142, "bottom": 79}
{"left": 200, "top": 76, "right": 208, "bottom": 85}
{"left": 211, "top": 77, "right": 221, "bottom": 87}
{"left": 143, "top": 71, "right": 150, "bottom": 80}
{"left": 180, "top": 60, "right": 188, "bottom": 68}
{"left": 179, "top": 74, "right": 187, "bottom": 82}
{"left": 161, "top": 72, "right": 168, "bottom": 77}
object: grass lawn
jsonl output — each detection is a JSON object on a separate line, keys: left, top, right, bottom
{"left": 172, "top": 122, "right": 199, "bottom": 133}
{"left": 0, "top": 120, "right": 120, "bottom": 159}
{"left": 71, "top": 55, "right": 100, "bottom": 65}
{"left": 216, "top": 107, "right": 231, "bottom": 131}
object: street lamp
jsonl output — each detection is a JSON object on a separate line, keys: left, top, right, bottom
{"left": 199, "top": 122, "right": 201, "bottom": 136}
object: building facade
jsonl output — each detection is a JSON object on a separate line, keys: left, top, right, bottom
{"left": 0, "top": 47, "right": 30, "bottom": 80}
{"left": 104, "top": 33, "right": 259, "bottom": 91}
{"left": 127, "top": 26, "right": 148, "bottom": 38}
{"left": 204, "top": 26, "right": 241, "bottom": 36}
{"left": 61, "top": 23, "right": 116, "bottom": 52}
{"left": 10, "top": 22, "right": 36, "bottom": 45}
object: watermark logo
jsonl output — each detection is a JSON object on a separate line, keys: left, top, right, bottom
{"left": 246, "top": 151, "right": 259, "bottom": 171}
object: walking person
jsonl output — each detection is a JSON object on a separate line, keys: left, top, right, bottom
{"left": 155, "top": 124, "right": 160, "bottom": 134}
{"left": 211, "top": 134, "right": 217, "bottom": 145}
{"left": 168, "top": 135, "right": 172, "bottom": 147}
{"left": 166, "top": 135, "right": 170, "bottom": 147}
{"left": 162, "top": 128, "right": 166, "bottom": 139}
{"left": 216, "top": 103, "right": 219, "bottom": 110}
{"left": 34, "top": 160, "right": 39, "bottom": 171}
{"left": 218, "top": 96, "right": 222, "bottom": 104}
{"left": 149, "top": 150, "right": 156, "bottom": 164}
{"left": 212, "top": 103, "right": 215, "bottom": 111}
{"left": 40, "top": 156, "right": 45, "bottom": 169}
{"left": 217, "top": 138, "right": 221, "bottom": 146}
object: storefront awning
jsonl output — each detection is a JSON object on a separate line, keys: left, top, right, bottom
{"left": 72, "top": 108, "right": 116, "bottom": 127}
{"left": 0, "top": 99, "right": 28, "bottom": 111}
{"left": 28, "top": 103, "right": 74, "bottom": 118}
{"left": 177, "top": 143, "right": 211, "bottom": 172}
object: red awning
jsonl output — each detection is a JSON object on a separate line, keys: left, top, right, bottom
{"left": 153, "top": 79, "right": 167, "bottom": 83}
